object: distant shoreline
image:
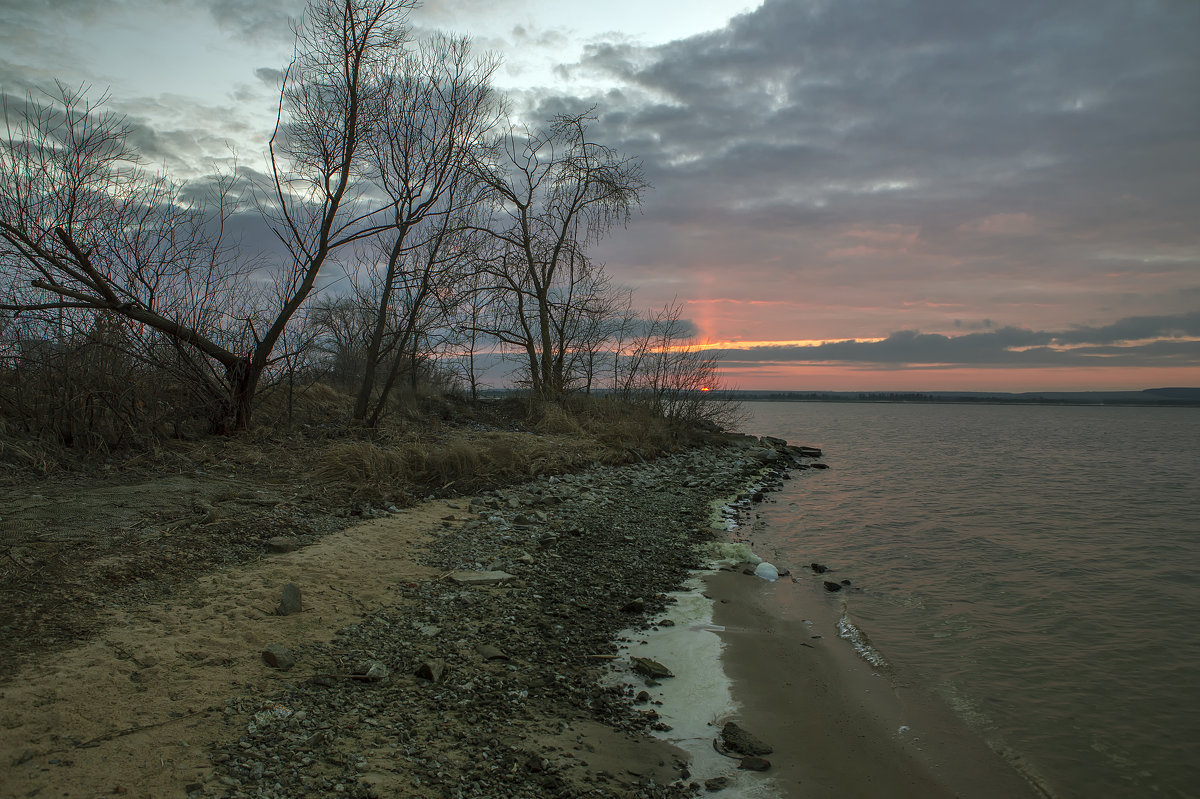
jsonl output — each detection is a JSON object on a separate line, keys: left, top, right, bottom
{"left": 728, "top": 388, "right": 1200, "bottom": 407}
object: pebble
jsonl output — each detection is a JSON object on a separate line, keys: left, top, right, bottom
{"left": 208, "top": 443, "right": 796, "bottom": 799}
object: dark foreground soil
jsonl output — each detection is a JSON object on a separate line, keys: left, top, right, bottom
{"left": 1, "top": 429, "right": 776, "bottom": 798}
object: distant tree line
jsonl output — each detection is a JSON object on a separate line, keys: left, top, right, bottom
{"left": 0, "top": 0, "right": 728, "bottom": 448}
{"left": 744, "top": 391, "right": 1199, "bottom": 406}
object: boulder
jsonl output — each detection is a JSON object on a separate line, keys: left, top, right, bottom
{"left": 415, "top": 659, "right": 446, "bottom": 682}
{"left": 277, "top": 582, "right": 302, "bottom": 615}
{"left": 822, "top": 580, "right": 842, "bottom": 592}
{"left": 749, "top": 448, "right": 780, "bottom": 463}
{"left": 261, "top": 643, "right": 295, "bottom": 671}
{"left": 721, "top": 721, "right": 774, "bottom": 755}
{"left": 631, "top": 657, "right": 674, "bottom": 679}
{"left": 753, "top": 562, "right": 779, "bottom": 581}
{"left": 266, "top": 536, "right": 300, "bottom": 553}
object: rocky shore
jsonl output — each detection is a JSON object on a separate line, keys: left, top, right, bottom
{"left": 204, "top": 442, "right": 790, "bottom": 798}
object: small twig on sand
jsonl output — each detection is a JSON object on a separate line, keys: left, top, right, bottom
{"left": 329, "top": 584, "right": 367, "bottom": 611}
{"left": 75, "top": 708, "right": 206, "bottom": 749}
{"left": 108, "top": 641, "right": 152, "bottom": 669}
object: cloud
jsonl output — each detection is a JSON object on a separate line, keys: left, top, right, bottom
{"left": 204, "top": 0, "right": 307, "bottom": 43}
{"left": 254, "top": 67, "right": 285, "bottom": 85}
{"left": 710, "top": 313, "right": 1200, "bottom": 368}
{"left": 560, "top": 0, "right": 1200, "bottom": 340}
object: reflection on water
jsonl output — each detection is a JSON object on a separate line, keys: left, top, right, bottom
{"left": 744, "top": 402, "right": 1200, "bottom": 799}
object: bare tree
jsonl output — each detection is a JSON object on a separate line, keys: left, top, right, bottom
{"left": 307, "top": 294, "right": 371, "bottom": 389}
{"left": 350, "top": 33, "right": 501, "bottom": 422}
{"left": 440, "top": 257, "right": 495, "bottom": 399}
{"left": 352, "top": 210, "right": 480, "bottom": 425}
{"left": 474, "top": 111, "right": 648, "bottom": 400}
{"left": 0, "top": 0, "right": 418, "bottom": 431}
{"left": 0, "top": 84, "right": 257, "bottom": 431}
{"left": 617, "top": 300, "right": 739, "bottom": 427}
{"left": 256, "top": 0, "right": 418, "bottom": 429}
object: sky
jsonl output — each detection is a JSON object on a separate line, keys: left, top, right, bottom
{"left": 2, "top": 0, "right": 1198, "bottom": 391}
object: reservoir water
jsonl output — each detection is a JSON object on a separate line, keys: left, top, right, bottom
{"left": 742, "top": 401, "right": 1200, "bottom": 799}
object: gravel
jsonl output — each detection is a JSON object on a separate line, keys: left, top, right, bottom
{"left": 205, "top": 444, "right": 789, "bottom": 799}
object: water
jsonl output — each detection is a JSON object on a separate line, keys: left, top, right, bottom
{"left": 742, "top": 401, "right": 1200, "bottom": 799}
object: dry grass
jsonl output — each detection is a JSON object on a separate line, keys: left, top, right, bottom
{"left": 309, "top": 428, "right": 602, "bottom": 498}
{"left": 1, "top": 375, "right": 733, "bottom": 499}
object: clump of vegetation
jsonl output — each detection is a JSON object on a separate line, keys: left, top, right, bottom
{"left": 0, "top": 0, "right": 737, "bottom": 486}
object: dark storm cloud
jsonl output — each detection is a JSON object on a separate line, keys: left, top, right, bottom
{"left": 254, "top": 67, "right": 286, "bottom": 85}
{"left": 568, "top": 0, "right": 1200, "bottom": 310}
{"left": 711, "top": 312, "right": 1200, "bottom": 367}
{"left": 204, "top": 0, "right": 307, "bottom": 42}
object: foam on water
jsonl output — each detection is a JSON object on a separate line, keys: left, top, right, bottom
{"left": 835, "top": 607, "right": 888, "bottom": 668}
{"left": 698, "top": 540, "right": 760, "bottom": 566}
{"left": 605, "top": 577, "right": 780, "bottom": 797}
{"left": 601, "top": 486, "right": 784, "bottom": 797}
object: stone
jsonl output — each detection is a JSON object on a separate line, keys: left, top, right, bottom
{"left": 811, "top": 562, "right": 828, "bottom": 574}
{"left": 811, "top": 462, "right": 830, "bottom": 469}
{"left": 823, "top": 581, "right": 842, "bottom": 592}
{"left": 266, "top": 536, "right": 300, "bottom": 553}
{"left": 631, "top": 657, "right": 674, "bottom": 679}
{"left": 447, "top": 570, "right": 515, "bottom": 585}
{"left": 738, "top": 756, "right": 771, "bottom": 771}
{"left": 620, "top": 598, "right": 645, "bottom": 613}
{"left": 753, "top": 562, "right": 779, "bottom": 581}
{"left": 354, "top": 660, "right": 390, "bottom": 681}
{"left": 749, "top": 448, "right": 780, "bottom": 463}
{"left": 721, "top": 721, "right": 773, "bottom": 755}
{"left": 261, "top": 643, "right": 295, "bottom": 671}
{"left": 415, "top": 659, "right": 446, "bottom": 682}
{"left": 704, "top": 776, "right": 730, "bottom": 791}
{"left": 759, "top": 435, "right": 788, "bottom": 449}
{"left": 277, "top": 583, "right": 302, "bottom": 615}
{"left": 476, "top": 644, "right": 508, "bottom": 661}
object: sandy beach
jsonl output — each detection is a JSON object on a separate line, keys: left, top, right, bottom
{"left": 704, "top": 568, "right": 1044, "bottom": 798}
{"left": 1, "top": 436, "right": 1042, "bottom": 797}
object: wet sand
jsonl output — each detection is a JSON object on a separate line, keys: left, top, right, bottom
{"left": 706, "top": 568, "right": 1046, "bottom": 798}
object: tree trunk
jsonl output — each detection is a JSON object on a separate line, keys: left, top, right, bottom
{"left": 211, "top": 358, "right": 259, "bottom": 434}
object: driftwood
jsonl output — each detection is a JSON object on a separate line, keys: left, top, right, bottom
{"left": 75, "top": 708, "right": 206, "bottom": 749}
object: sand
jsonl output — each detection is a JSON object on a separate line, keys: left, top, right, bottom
{"left": 0, "top": 484, "right": 702, "bottom": 799}
{"left": 706, "top": 568, "right": 1046, "bottom": 798}
{"left": 0, "top": 503, "right": 457, "bottom": 797}
{"left": 2, "top": 457, "right": 1044, "bottom": 799}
